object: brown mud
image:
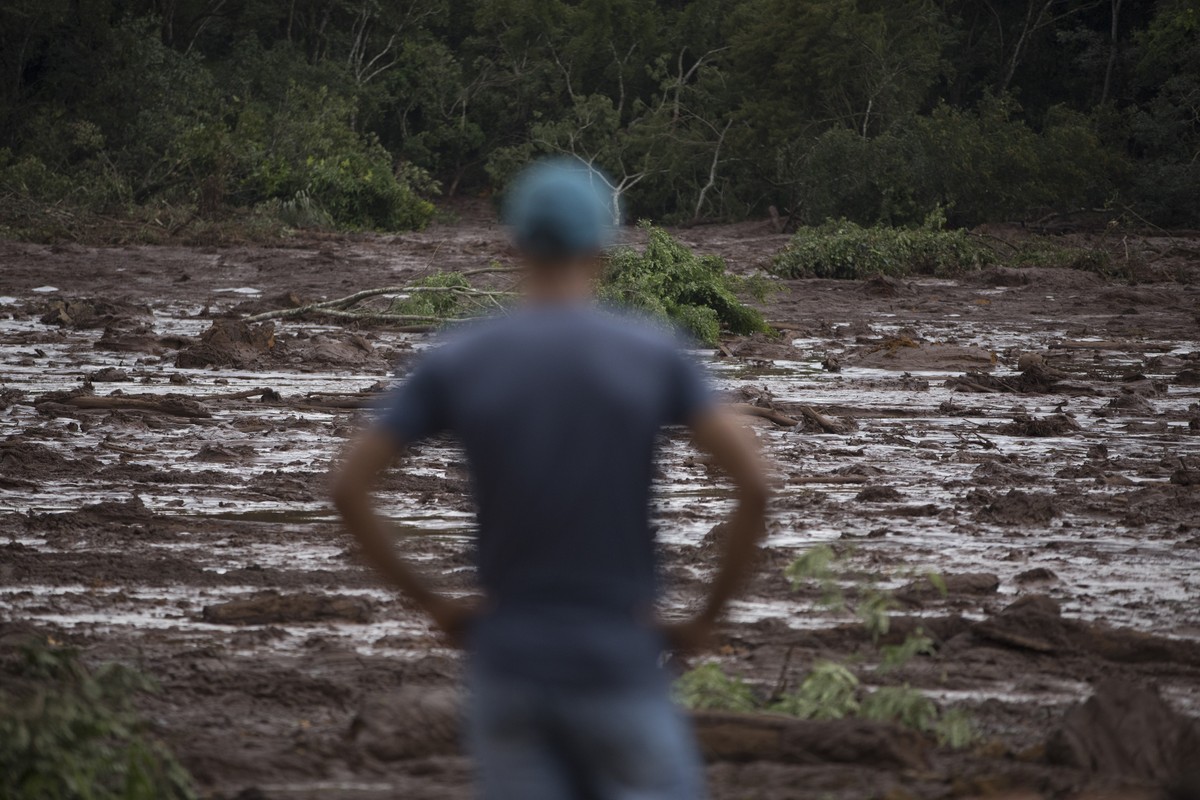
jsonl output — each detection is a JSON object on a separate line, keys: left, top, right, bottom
{"left": 2, "top": 204, "right": 1199, "bottom": 798}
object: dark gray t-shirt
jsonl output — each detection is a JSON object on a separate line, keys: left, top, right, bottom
{"left": 380, "top": 304, "right": 713, "bottom": 687}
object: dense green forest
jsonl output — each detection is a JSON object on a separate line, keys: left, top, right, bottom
{"left": 0, "top": 0, "right": 1197, "bottom": 238}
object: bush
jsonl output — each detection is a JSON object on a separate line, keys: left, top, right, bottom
{"left": 772, "top": 217, "right": 996, "bottom": 279}
{"left": 0, "top": 645, "right": 195, "bottom": 800}
{"left": 601, "top": 225, "right": 770, "bottom": 345}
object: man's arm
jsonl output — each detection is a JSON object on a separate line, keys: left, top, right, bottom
{"left": 662, "top": 407, "right": 770, "bottom": 652}
{"left": 330, "top": 432, "right": 473, "bottom": 643}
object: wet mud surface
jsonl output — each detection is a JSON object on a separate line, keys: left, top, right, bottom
{"left": 2, "top": 206, "right": 1199, "bottom": 798}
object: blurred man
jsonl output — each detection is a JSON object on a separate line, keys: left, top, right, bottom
{"left": 331, "top": 159, "right": 769, "bottom": 799}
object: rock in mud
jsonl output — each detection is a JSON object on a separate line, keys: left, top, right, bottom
{"left": 202, "top": 592, "right": 372, "bottom": 625}
{"left": 971, "top": 595, "right": 1068, "bottom": 653}
{"left": 860, "top": 274, "right": 910, "bottom": 297}
{"left": 692, "top": 711, "right": 929, "bottom": 769}
{"left": 175, "top": 319, "right": 276, "bottom": 369}
{"left": 1044, "top": 680, "right": 1200, "bottom": 781}
{"left": 349, "top": 686, "right": 462, "bottom": 761}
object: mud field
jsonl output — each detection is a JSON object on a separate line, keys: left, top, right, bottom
{"left": 2, "top": 206, "right": 1199, "bottom": 799}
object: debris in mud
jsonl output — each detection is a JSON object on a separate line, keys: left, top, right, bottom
{"left": 35, "top": 392, "right": 211, "bottom": 419}
{"left": 691, "top": 711, "right": 929, "bottom": 769}
{"left": 945, "top": 362, "right": 1080, "bottom": 393}
{"left": 847, "top": 338, "right": 995, "bottom": 372}
{"left": 997, "top": 412, "right": 1080, "bottom": 437}
{"left": 1176, "top": 368, "right": 1200, "bottom": 386}
{"left": 963, "top": 595, "right": 1200, "bottom": 665}
{"left": 89, "top": 367, "right": 130, "bottom": 382}
{"left": 978, "top": 489, "right": 1058, "bottom": 525}
{"left": 175, "top": 319, "right": 276, "bottom": 369}
{"left": 201, "top": 592, "right": 373, "bottom": 625}
{"left": 896, "top": 572, "right": 999, "bottom": 603}
{"left": 1044, "top": 679, "right": 1200, "bottom": 780}
{"left": 25, "top": 495, "right": 159, "bottom": 530}
{"left": 0, "top": 387, "right": 24, "bottom": 410}
{"left": 0, "top": 438, "right": 101, "bottom": 482}
{"left": 193, "top": 443, "right": 257, "bottom": 463}
{"left": 723, "top": 333, "right": 803, "bottom": 361}
{"left": 349, "top": 686, "right": 462, "bottom": 761}
{"left": 970, "top": 266, "right": 1031, "bottom": 287}
{"left": 39, "top": 298, "right": 152, "bottom": 328}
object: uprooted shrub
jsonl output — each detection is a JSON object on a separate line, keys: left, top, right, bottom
{"left": 0, "top": 644, "right": 196, "bottom": 800}
{"left": 601, "top": 225, "right": 771, "bottom": 345}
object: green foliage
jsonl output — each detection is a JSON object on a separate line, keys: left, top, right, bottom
{"left": 600, "top": 225, "right": 769, "bottom": 345}
{"left": 770, "top": 661, "right": 860, "bottom": 720}
{"left": 674, "top": 663, "right": 758, "bottom": 712}
{"left": 772, "top": 218, "right": 996, "bottom": 280}
{"left": 0, "top": 0, "right": 1195, "bottom": 236}
{"left": 860, "top": 685, "right": 938, "bottom": 731}
{"left": 0, "top": 645, "right": 195, "bottom": 800}
{"left": 933, "top": 707, "right": 979, "bottom": 749}
{"left": 387, "top": 272, "right": 474, "bottom": 318}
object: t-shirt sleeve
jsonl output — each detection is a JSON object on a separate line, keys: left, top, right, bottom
{"left": 666, "top": 347, "right": 715, "bottom": 426}
{"left": 377, "top": 351, "right": 450, "bottom": 446}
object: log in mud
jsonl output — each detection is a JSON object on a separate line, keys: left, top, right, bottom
{"left": 2, "top": 207, "right": 1199, "bottom": 799}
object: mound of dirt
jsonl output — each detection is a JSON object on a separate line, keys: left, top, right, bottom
{"left": 0, "top": 439, "right": 100, "bottom": 484}
{"left": 848, "top": 340, "right": 995, "bottom": 372}
{"left": 855, "top": 486, "right": 903, "bottom": 503}
{"left": 979, "top": 489, "right": 1059, "bottom": 525}
{"left": 202, "top": 592, "right": 373, "bottom": 625}
{"left": 970, "top": 267, "right": 1032, "bottom": 287}
{"left": 1045, "top": 680, "right": 1200, "bottom": 781}
{"left": 349, "top": 687, "right": 462, "bottom": 761}
{"left": 26, "top": 496, "right": 159, "bottom": 531}
{"left": 176, "top": 319, "right": 277, "bottom": 369}
{"left": 860, "top": 274, "right": 911, "bottom": 297}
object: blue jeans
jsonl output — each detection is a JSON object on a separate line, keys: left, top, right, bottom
{"left": 466, "top": 665, "right": 706, "bottom": 800}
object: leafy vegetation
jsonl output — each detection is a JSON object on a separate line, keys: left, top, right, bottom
{"left": 674, "top": 545, "right": 979, "bottom": 748}
{"left": 0, "top": 644, "right": 195, "bottom": 800}
{"left": 0, "top": 1, "right": 1195, "bottom": 239}
{"left": 771, "top": 217, "right": 997, "bottom": 280}
{"left": 673, "top": 662, "right": 758, "bottom": 712}
{"left": 601, "top": 226, "right": 770, "bottom": 345}
{"left": 772, "top": 214, "right": 1115, "bottom": 281}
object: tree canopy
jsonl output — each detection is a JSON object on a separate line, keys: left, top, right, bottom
{"left": 1, "top": 0, "right": 1196, "bottom": 236}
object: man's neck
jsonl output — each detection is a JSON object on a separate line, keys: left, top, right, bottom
{"left": 522, "top": 264, "right": 597, "bottom": 306}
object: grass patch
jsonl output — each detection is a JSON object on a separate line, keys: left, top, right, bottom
{"left": 602, "top": 224, "right": 770, "bottom": 346}
{"left": 0, "top": 644, "right": 196, "bottom": 800}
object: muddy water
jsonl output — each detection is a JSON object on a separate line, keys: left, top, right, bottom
{"left": 2, "top": 223, "right": 1199, "bottom": 798}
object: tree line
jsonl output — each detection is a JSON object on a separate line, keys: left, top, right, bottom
{"left": 1, "top": 0, "right": 1196, "bottom": 235}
